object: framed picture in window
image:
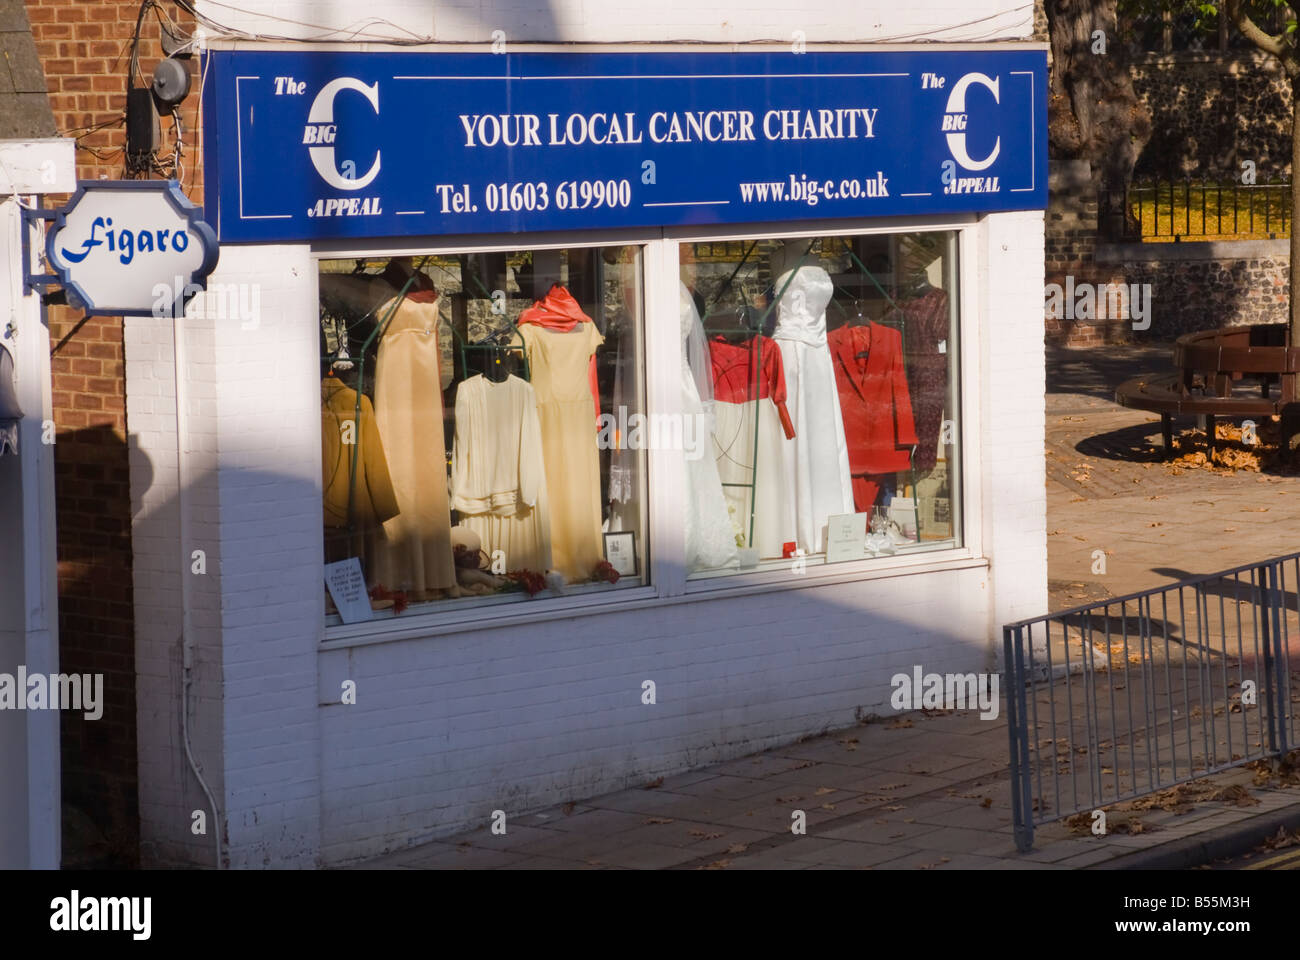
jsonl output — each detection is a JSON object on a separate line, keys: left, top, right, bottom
{"left": 603, "top": 531, "right": 638, "bottom": 577}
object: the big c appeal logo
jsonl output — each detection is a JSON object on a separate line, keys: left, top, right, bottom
{"left": 943, "top": 72, "right": 1000, "bottom": 172}
{"left": 304, "top": 77, "right": 381, "bottom": 191}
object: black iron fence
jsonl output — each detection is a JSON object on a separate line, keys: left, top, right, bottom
{"left": 1003, "top": 553, "right": 1300, "bottom": 851}
{"left": 1109, "top": 178, "right": 1292, "bottom": 242}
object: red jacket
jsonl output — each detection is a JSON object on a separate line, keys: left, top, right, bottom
{"left": 828, "top": 323, "right": 918, "bottom": 475}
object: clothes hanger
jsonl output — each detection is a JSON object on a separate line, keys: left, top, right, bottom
{"left": 486, "top": 344, "right": 510, "bottom": 382}
{"left": 840, "top": 296, "right": 871, "bottom": 360}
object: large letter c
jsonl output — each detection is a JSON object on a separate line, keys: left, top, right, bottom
{"left": 307, "top": 78, "right": 381, "bottom": 191}
{"left": 944, "top": 72, "right": 1000, "bottom": 172}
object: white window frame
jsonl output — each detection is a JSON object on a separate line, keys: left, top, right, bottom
{"left": 315, "top": 214, "right": 986, "bottom": 647}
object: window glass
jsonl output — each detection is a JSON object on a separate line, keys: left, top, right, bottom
{"left": 678, "top": 231, "right": 961, "bottom": 577}
{"left": 318, "top": 246, "right": 645, "bottom": 621}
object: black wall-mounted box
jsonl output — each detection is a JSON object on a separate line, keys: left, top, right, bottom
{"left": 126, "top": 86, "right": 159, "bottom": 158}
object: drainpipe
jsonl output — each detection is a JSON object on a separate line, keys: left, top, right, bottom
{"left": 172, "top": 306, "right": 221, "bottom": 869}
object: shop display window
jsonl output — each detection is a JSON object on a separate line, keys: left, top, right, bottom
{"left": 679, "top": 231, "right": 961, "bottom": 577}
{"left": 317, "top": 229, "right": 963, "bottom": 623}
{"left": 318, "top": 245, "right": 646, "bottom": 620}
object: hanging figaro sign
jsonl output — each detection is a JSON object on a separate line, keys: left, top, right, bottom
{"left": 36, "top": 180, "right": 219, "bottom": 317}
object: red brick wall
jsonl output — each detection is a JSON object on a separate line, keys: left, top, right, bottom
{"left": 25, "top": 0, "right": 202, "bottom": 867}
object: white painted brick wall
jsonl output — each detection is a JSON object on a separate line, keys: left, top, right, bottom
{"left": 316, "top": 567, "right": 993, "bottom": 862}
{"left": 195, "top": 0, "right": 1033, "bottom": 44}
{"left": 207, "top": 244, "right": 323, "bottom": 869}
{"left": 126, "top": 308, "right": 227, "bottom": 868}
{"left": 980, "top": 211, "right": 1049, "bottom": 635}
{"left": 129, "top": 244, "right": 324, "bottom": 868}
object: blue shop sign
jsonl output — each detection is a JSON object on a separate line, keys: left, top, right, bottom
{"left": 203, "top": 48, "right": 1046, "bottom": 243}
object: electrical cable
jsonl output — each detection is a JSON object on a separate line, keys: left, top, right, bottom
{"left": 168, "top": 0, "right": 1034, "bottom": 46}
{"left": 186, "top": 48, "right": 211, "bottom": 202}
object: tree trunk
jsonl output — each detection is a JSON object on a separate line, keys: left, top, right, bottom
{"left": 1046, "top": 0, "right": 1152, "bottom": 238}
{"left": 1293, "top": 75, "right": 1300, "bottom": 345}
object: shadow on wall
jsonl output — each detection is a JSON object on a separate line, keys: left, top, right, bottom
{"left": 1120, "top": 256, "right": 1286, "bottom": 340}
{"left": 55, "top": 425, "right": 151, "bottom": 869}
{"left": 1045, "top": 257, "right": 1273, "bottom": 345}
{"left": 1132, "top": 55, "right": 1292, "bottom": 180}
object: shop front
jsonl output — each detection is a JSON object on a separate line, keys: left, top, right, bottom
{"left": 128, "top": 41, "right": 1048, "bottom": 866}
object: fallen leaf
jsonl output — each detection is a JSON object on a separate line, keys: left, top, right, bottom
{"left": 1208, "top": 784, "right": 1260, "bottom": 807}
{"left": 644, "top": 777, "right": 664, "bottom": 790}
{"left": 643, "top": 817, "right": 674, "bottom": 825}
{"left": 814, "top": 787, "right": 835, "bottom": 796}
{"left": 562, "top": 802, "right": 576, "bottom": 816}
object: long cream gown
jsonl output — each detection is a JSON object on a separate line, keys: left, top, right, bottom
{"left": 371, "top": 294, "right": 458, "bottom": 599}
{"left": 517, "top": 322, "right": 605, "bottom": 580}
{"left": 450, "top": 374, "right": 552, "bottom": 573}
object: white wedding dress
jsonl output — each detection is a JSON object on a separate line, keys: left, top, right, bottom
{"left": 681, "top": 283, "right": 739, "bottom": 571}
{"left": 772, "top": 265, "right": 855, "bottom": 554}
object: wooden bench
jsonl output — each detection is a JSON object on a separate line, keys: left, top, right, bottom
{"left": 1115, "top": 324, "right": 1299, "bottom": 456}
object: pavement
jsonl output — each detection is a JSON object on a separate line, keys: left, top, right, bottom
{"left": 1045, "top": 342, "right": 1300, "bottom": 605}
{"left": 351, "top": 343, "right": 1300, "bottom": 870}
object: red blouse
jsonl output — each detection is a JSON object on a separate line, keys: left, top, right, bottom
{"left": 708, "top": 336, "right": 795, "bottom": 438}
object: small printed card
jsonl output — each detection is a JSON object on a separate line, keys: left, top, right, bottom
{"left": 603, "top": 531, "right": 638, "bottom": 577}
{"left": 324, "top": 557, "right": 374, "bottom": 624}
{"left": 825, "top": 512, "right": 868, "bottom": 564}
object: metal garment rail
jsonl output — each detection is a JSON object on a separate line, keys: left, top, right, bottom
{"left": 1003, "top": 553, "right": 1300, "bottom": 851}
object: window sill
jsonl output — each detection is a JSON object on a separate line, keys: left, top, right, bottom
{"left": 320, "top": 547, "right": 988, "bottom": 651}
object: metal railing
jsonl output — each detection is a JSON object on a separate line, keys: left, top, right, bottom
{"left": 1004, "top": 553, "right": 1300, "bottom": 851}
{"left": 1111, "top": 178, "right": 1292, "bottom": 242}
